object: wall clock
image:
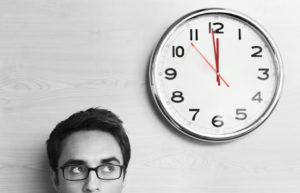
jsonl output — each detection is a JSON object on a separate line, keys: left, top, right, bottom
{"left": 149, "top": 8, "right": 283, "bottom": 142}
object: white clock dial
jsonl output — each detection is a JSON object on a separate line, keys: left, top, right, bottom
{"left": 149, "top": 8, "right": 283, "bottom": 141}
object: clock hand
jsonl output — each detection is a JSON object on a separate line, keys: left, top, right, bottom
{"left": 212, "top": 28, "right": 221, "bottom": 86}
{"left": 190, "top": 42, "right": 230, "bottom": 87}
{"left": 216, "top": 38, "right": 220, "bottom": 86}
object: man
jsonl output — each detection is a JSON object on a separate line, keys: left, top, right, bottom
{"left": 46, "top": 107, "right": 131, "bottom": 193}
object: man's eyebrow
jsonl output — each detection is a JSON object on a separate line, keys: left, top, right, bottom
{"left": 100, "top": 157, "right": 121, "bottom": 164}
{"left": 61, "top": 159, "right": 87, "bottom": 167}
{"left": 60, "top": 157, "right": 121, "bottom": 167}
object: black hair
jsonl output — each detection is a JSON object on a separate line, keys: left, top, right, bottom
{"left": 46, "top": 107, "right": 131, "bottom": 177}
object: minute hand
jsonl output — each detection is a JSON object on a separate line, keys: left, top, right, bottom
{"left": 212, "top": 28, "right": 221, "bottom": 86}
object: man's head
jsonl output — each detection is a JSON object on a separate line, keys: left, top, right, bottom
{"left": 46, "top": 108, "right": 131, "bottom": 193}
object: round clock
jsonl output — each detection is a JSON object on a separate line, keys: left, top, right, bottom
{"left": 149, "top": 8, "right": 283, "bottom": 142}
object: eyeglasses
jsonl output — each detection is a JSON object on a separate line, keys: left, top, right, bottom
{"left": 60, "top": 164, "right": 124, "bottom": 181}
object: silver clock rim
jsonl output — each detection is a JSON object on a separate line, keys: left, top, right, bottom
{"left": 149, "top": 8, "right": 284, "bottom": 142}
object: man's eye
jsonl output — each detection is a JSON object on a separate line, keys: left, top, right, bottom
{"left": 71, "top": 166, "right": 85, "bottom": 174}
{"left": 101, "top": 165, "right": 115, "bottom": 173}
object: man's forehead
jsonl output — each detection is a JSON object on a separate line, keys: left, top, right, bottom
{"left": 58, "top": 130, "right": 123, "bottom": 166}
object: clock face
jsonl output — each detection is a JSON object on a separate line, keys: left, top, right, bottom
{"left": 149, "top": 8, "right": 283, "bottom": 141}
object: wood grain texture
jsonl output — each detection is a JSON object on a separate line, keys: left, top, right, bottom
{"left": 0, "top": 0, "right": 299, "bottom": 193}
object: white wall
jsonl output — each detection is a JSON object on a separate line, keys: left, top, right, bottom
{"left": 0, "top": 0, "right": 299, "bottom": 193}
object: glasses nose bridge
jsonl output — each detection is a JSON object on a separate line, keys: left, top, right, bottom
{"left": 86, "top": 167, "right": 99, "bottom": 178}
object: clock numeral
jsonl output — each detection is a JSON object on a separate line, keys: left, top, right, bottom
{"left": 172, "top": 46, "right": 184, "bottom": 58}
{"left": 235, "top": 109, "right": 247, "bottom": 120}
{"left": 189, "top": 108, "right": 200, "bottom": 121}
{"left": 238, "top": 28, "right": 241, "bottom": 40}
{"left": 257, "top": 68, "right": 269, "bottom": 80}
{"left": 165, "top": 68, "right": 177, "bottom": 80}
{"left": 212, "top": 115, "right": 224, "bottom": 127}
{"left": 190, "top": 29, "right": 198, "bottom": 41}
{"left": 251, "top": 46, "right": 263, "bottom": 57}
{"left": 209, "top": 22, "right": 224, "bottom": 34}
{"left": 171, "top": 91, "right": 184, "bottom": 103}
{"left": 252, "top": 91, "right": 263, "bottom": 103}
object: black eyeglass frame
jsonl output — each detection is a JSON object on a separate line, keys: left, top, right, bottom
{"left": 60, "top": 164, "right": 125, "bottom": 181}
